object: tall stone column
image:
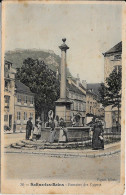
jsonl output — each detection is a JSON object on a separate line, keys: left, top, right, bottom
{"left": 59, "top": 38, "right": 69, "bottom": 99}
{"left": 55, "top": 38, "right": 71, "bottom": 125}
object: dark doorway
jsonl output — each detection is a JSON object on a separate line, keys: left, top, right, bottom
{"left": 82, "top": 117, "right": 85, "bottom": 126}
{"left": 9, "top": 115, "right": 12, "bottom": 129}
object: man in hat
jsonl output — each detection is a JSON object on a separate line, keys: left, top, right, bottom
{"left": 26, "top": 117, "right": 33, "bottom": 140}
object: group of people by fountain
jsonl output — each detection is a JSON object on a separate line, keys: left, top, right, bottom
{"left": 26, "top": 111, "right": 104, "bottom": 150}
{"left": 26, "top": 110, "right": 68, "bottom": 143}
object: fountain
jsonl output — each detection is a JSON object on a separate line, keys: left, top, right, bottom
{"left": 40, "top": 39, "right": 90, "bottom": 144}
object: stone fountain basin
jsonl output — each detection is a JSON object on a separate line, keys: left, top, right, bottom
{"left": 41, "top": 127, "right": 90, "bottom": 142}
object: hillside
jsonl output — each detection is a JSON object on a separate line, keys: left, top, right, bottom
{"left": 5, "top": 49, "right": 72, "bottom": 77}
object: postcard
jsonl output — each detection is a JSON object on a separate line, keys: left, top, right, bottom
{"left": 1, "top": 1, "right": 125, "bottom": 194}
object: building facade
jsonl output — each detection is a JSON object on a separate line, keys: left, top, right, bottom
{"left": 4, "top": 61, "right": 35, "bottom": 132}
{"left": 67, "top": 77, "right": 86, "bottom": 126}
{"left": 4, "top": 61, "right": 16, "bottom": 130}
{"left": 86, "top": 89, "right": 104, "bottom": 118}
{"left": 14, "top": 80, "right": 35, "bottom": 131}
{"left": 103, "top": 41, "right": 122, "bottom": 129}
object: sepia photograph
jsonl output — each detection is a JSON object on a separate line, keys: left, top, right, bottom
{"left": 1, "top": 1, "right": 125, "bottom": 194}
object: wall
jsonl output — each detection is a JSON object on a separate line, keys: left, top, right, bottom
{"left": 14, "top": 93, "right": 35, "bottom": 131}
{"left": 67, "top": 90, "right": 86, "bottom": 125}
{"left": 104, "top": 52, "right": 122, "bottom": 82}
{"left": 104, "top": 52, "right": 122, "bottom": 128}
{"left": 41, "top": 127, "right": 90, "bottom": 142}
{"left": 4, "top": 65, "right": 16, "bottom": 130}
{"left": 86, "top": 91, "right": 102, "bottom": 116}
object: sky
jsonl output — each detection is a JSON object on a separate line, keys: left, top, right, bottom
{"left": 4, "top": 2, "right": 122, "bottom": 83}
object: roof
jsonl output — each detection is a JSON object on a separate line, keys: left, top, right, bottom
{"left": 15, "top": 80, "right": 34, "bottom": 95}
{"left": 104, "top": 41, "right": 122, "bottom": 55}
{"left": 5, "top": 60, "right": 13, "bottom": 65}
{"left": 79, "top": 83, "right": 86, "bottom": 91}
{"left": 87, "top": 83, "right": 101, "bottom": 96}
{"left": 68, "top": 77, "right": 86, "bottom": 91}
{"left": 67, "top": 82, "right": 85, "bottom": 96}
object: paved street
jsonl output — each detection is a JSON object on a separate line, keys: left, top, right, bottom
{"left": 4, "top": 132, "right": 26, "bottom": 147}
{"left": 3, "top": 132, "right": 120, "bottom": 181}
{"left": 4, "top": 152, "right": 120, "bottom": 180}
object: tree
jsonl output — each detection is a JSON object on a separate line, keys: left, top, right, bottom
{"left": 98, "top": 66, "right": 122, "bottom": 130}
{"left": 16, "top": 58, "right": 60, "bottom": 121}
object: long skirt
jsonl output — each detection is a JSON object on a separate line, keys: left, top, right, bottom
{"left": 92, "top": 128, "right": 104, "bottom": 149}
{"left": 59, "top": 129, "right": 66, "bottom": 142}
{"left": 49, "top": 130, "right": 55, "bottom": 143}
{"left": 26, "top": 129, "right": 31, "bottom": 140}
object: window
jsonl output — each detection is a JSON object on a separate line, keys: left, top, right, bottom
{"left": 66, "top": 104, "right": 70, "bottom": 110}
{"left": 5, "top": 81, "right": 8, "bottom": 89}
{"left": 79, "top": 103, "right": 81, "bottom": 111}
{"left": 83, "top": 103, "right": 85, "bottom": 111}
{"left": 17, "top": 112, "right": 21, "bottom": 120}
{"left": 69, "top": 93, "right": 71, "bottom": 98}
{"left": 4, "top": 96, "right": 10, "bottom": 108}
{"left": 4, "top": 115, "right": 8, "bottom": 121}
{"left": 30, "top": 97, "right": 34, "bottom": 104}
{"left": 17, "top": 95, "right": 21, "bottom": 103}
{"left": 90, "top": 106, "right": 92, "bottom": 114}
{"left": 114, "top": 65, "right": 121, "bottom": 74}
{"left": 81, "top": 104, "right": 83, "bottom": 111}
{"left": 114, "top": 55, "right": 121, "bottom": 60}
{"left": 76, "top": 102, "right": 78, "bottom": 110}
{"left": 30, "top": 113, "right": 33, "bottom": 118}
{"left": 24, "top": 96, "right": 27, "bottom": 104}
{"left": 74, "top": 102, "right": 76, "bottom": 110}
{"left": 71, "top": 102, "right": 74, "bottom": 110}
{"left": 24, "top": 112, "right": 27, "bottom": 120}
{"left": 4, "top": 95, "right": 10, "bottom": 103}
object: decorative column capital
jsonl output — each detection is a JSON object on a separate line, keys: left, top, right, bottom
{"left": 59, "top": 38, "right": 69, "bottom": 52}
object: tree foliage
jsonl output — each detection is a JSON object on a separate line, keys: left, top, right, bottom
{"left": 16, "top": 58, "right": 60, "bottom": 119}
{"left": 98, "top": 66, "right": 122, "bottom": 108}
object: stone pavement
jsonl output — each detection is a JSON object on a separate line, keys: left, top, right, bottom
{"left": 4, "top": 130, "right": 25, "bottom": 134}
{"left": 5, "top": 141, "right": 120, "bottom": 158}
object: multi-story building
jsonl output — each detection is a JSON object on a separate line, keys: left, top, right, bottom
{"left": 66, "top": 75, "right": 104, "bottom": 126}
{"left": 4, "top": 61, "right": 35, "bottom": 132}
{"left": 86, "top": 89, "right": 104, "bottom": 117}
{"left": 67, "top": 76, "right": 86, "bottom": 126}
{"left": 14, "top": 80, "right": 35, "bottom": 131}
{"left": 103, "top": 41, "right": 122, "bottom": 129}
{"left": 4, "top": 61, "right": 16, "bottom": 129}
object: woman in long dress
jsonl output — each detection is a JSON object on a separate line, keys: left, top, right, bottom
{"left": 49, "top": 118, "right": 56, "bottom": 143}
{"left": 92, "top": 121, "right": 104, "bottom": 150}
{"left": 59, "top": 118, "right": 67, "bottom": 142}
{"left": 33, "top": 122, "right": 39, "bottom": 140}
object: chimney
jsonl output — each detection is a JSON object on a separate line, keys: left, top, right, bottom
{"left": 76, "top": 74, "right": 80, "bottom": 87}
{"left": 82, "top": 80, "right": 87, "bottom": 89}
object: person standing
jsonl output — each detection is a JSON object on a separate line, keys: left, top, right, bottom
{"left": 49, "top": 118, "right": 55, "bottom": 143}
{"left": 33, "top": 121, "right": 39, "bottom": 140}
{"left": 54, "top": 115, "right": 59, "bottom": 127}
{"left": 13, "top": 121, "right": 16, "bottom": 133}
{"left": 92, "top": 120, "right": 104, "bottom": 150}
{"left": 59, "top": 118, "right": 67, "bottom": 142}
{"left": 26, "top": 117, "right": 33, "bottom": 140}
{"left": 37, "top": 121, "right": 42, "bottom": 139}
